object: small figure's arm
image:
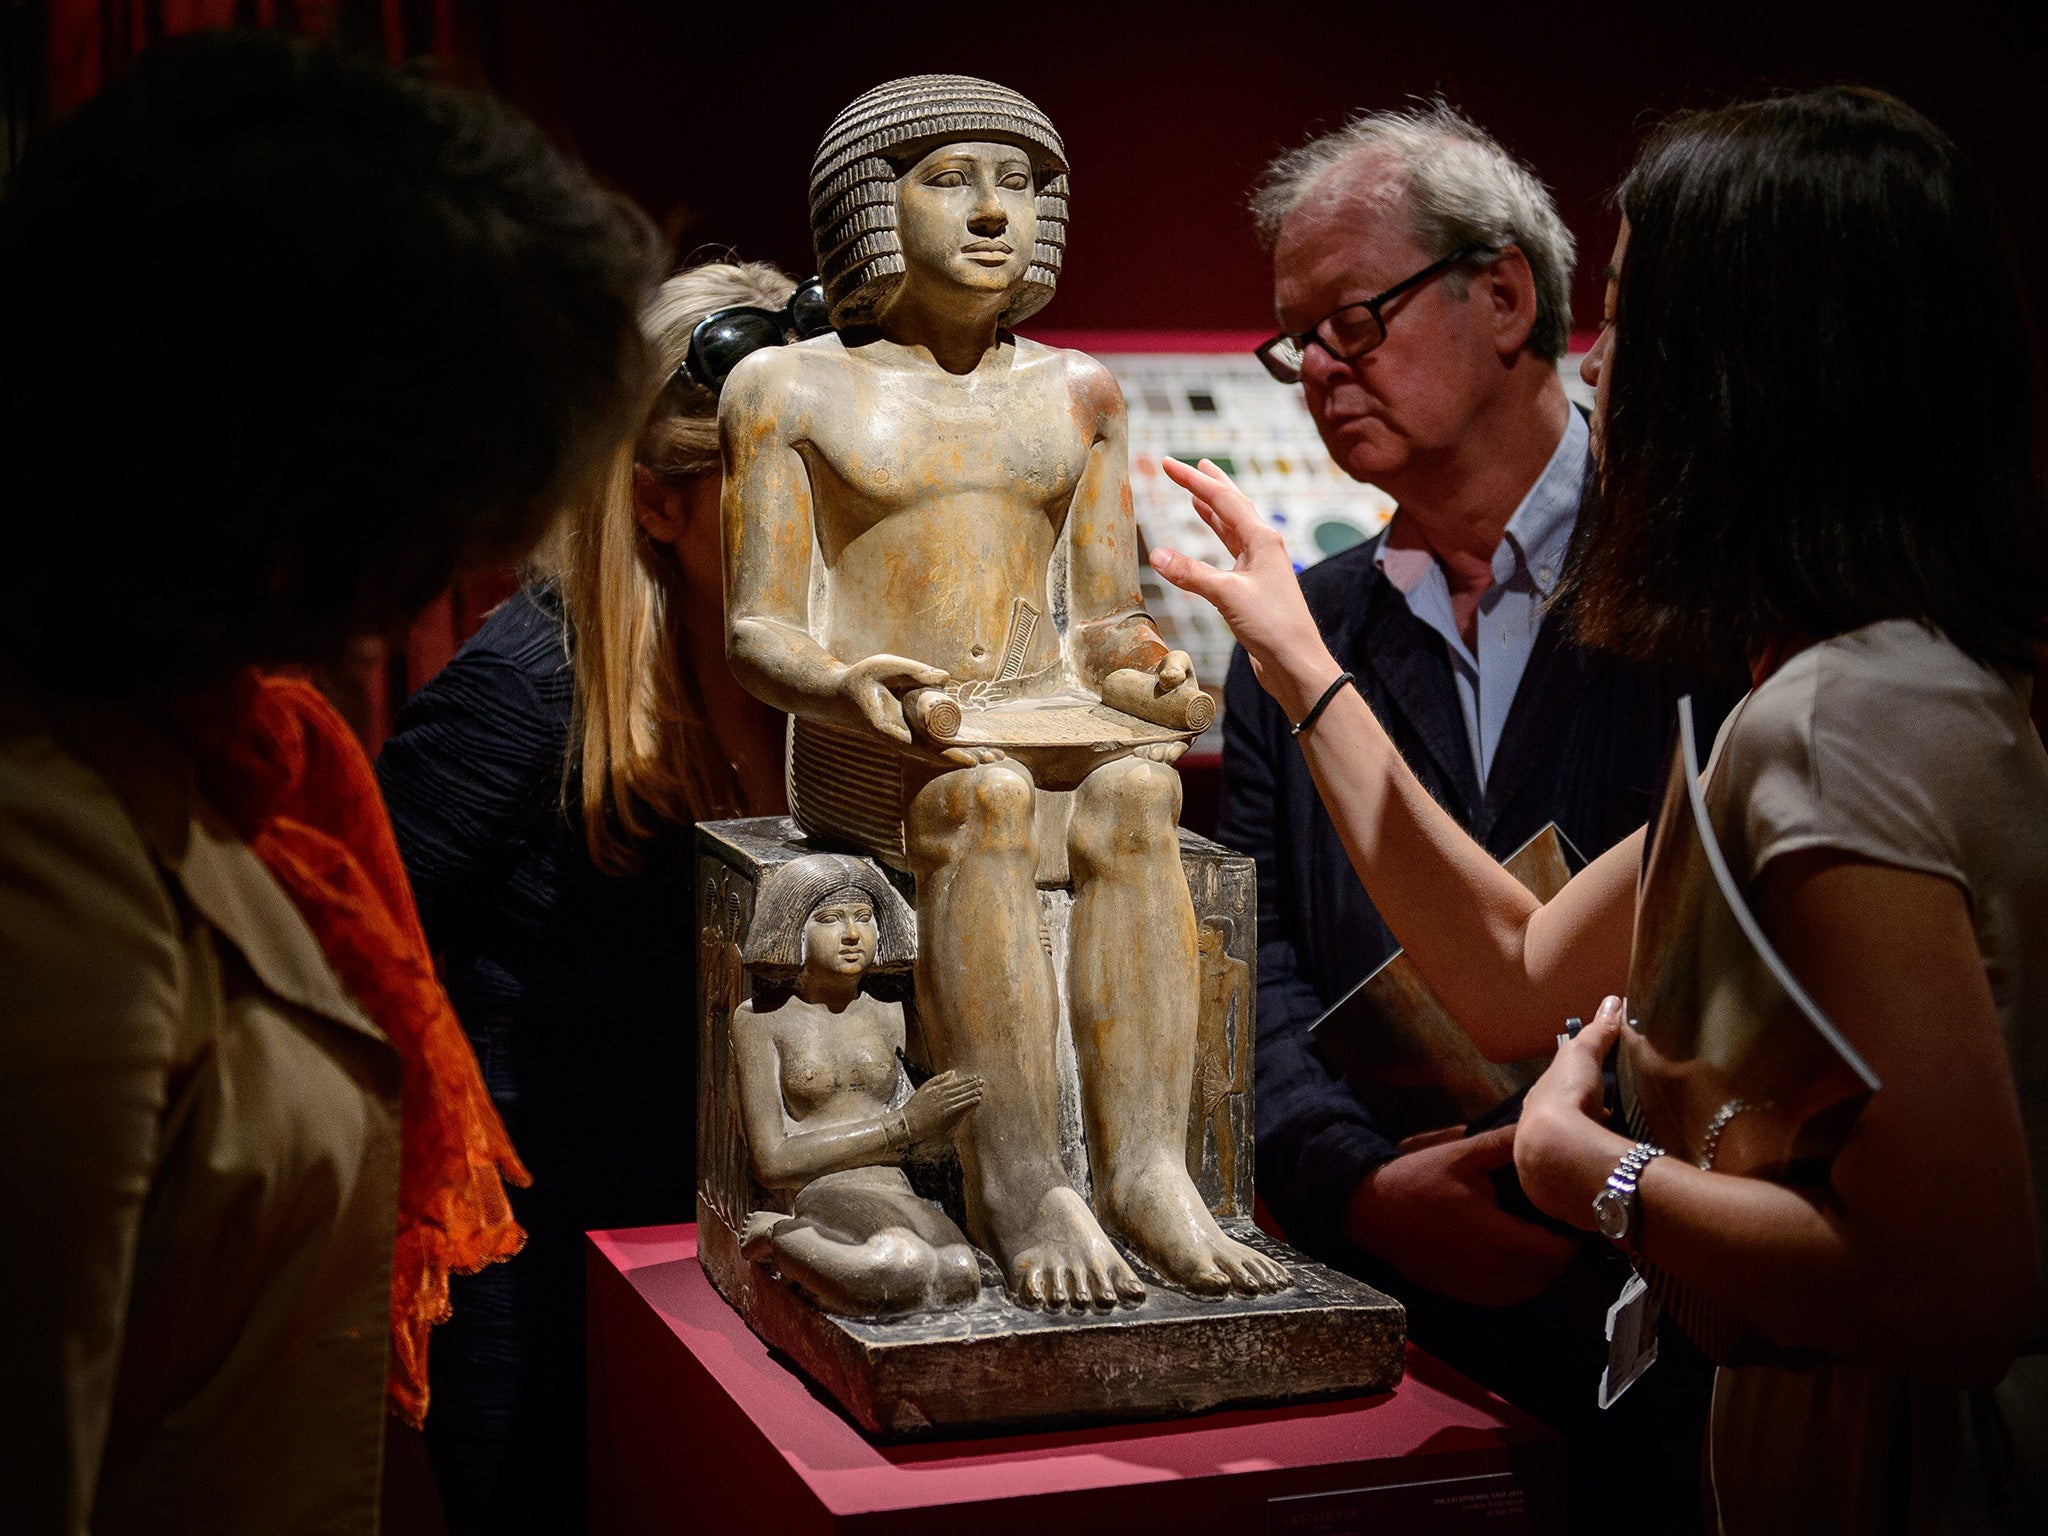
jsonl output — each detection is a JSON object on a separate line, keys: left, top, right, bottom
{"left": 720, "top": 349, "right": 946, "bottom": 746}
{"left": 730, "top": 1004, "right": 983, "bottom": 1193}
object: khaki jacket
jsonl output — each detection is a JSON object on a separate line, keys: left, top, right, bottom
{"left": 0, "top": 676, "right": 402, "bottom": 1535}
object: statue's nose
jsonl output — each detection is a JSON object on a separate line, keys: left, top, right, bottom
{"left": 967, "top": 202, "right": 1007, "bottom": 238}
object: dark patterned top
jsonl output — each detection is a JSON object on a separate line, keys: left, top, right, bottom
{"left": 373, "top": 583, "right": 697, "bottom": 1531}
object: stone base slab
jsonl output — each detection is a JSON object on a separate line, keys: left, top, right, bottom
{"left": 697, "top": 1198, "right": 1406, "bottom": 1441}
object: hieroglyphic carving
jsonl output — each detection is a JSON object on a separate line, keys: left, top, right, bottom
{"left": 1188, "top": 916, "right": 1251, "bottom": 1216}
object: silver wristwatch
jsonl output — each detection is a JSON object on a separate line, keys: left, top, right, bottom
{"left": 1592, "top": 1141, "right": 1666, "bottom": 1244}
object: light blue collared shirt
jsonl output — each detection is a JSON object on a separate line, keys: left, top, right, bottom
{"left": 1372, "top": 408, "right": 1587, "bottom": 788}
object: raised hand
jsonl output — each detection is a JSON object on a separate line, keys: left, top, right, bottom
{"left": 903, "top": 1069, "right": 985, "bottom": 1141}
{"left": 836, "top": 653, "right": 950, "bottom": 745}
{"left": 1148, "top": 457, "right": 1341, "bottom": 720}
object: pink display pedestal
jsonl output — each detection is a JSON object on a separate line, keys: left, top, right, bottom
{"left": 588, "top": 1225, "right": 1565, "bottom": 1536}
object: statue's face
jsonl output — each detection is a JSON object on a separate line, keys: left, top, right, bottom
{"left": 890, "top": 139, "right": 1037, "bottom": 304}
{"left": 804, "top": 893, "right": 879, "bottom": 978}
{"left": 1197, "top": 925, "right": 1224, "bottom": 962}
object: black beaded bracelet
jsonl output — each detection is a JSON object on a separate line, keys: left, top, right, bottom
{"left": 1290, "top": 671, "right": 1356, "bottom": 736}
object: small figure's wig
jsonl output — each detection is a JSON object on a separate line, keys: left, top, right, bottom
{"left": 742, "top": 854, "right": 918, "bottom": 973}
{"left": 810, "top": 73, "right": 1069, "bottom": 330}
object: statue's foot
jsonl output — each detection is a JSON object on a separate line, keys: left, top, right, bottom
{"left": 739, "top": 1209, "right": 784, "bottom": 1260}
{"left": 1104, "top": 1155, "right": 1292, "bottom": 1297}
{"left": 1001, "top": 1185, "right": 1148, "bottom": 1310}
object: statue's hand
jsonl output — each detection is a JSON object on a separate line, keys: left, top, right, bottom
{"left": 837, "top": 653, "right": 949, "bottom": 746}
{"left": 902, "top": 1070, "right": 985, "bottom": 1141}
{"left": 940, "top": 746, "right": 1009, "bottom": 767}
{"left": 1154, "top": 648, "right": 1195, "bottom": 691}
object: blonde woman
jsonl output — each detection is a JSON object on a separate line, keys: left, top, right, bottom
{"left": 374, "top": 262, "right": 794, "bottom": 1535}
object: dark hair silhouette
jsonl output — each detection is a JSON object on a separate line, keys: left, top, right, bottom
{"left": 1557, "top": 87, "right": 2048, "bottom": 676}
{"left": 0, "top": 30, "right": 665, "bottom": 694}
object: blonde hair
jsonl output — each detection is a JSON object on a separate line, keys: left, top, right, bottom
{"left": 549, "top": 259, "right": 797, "bottom": 874}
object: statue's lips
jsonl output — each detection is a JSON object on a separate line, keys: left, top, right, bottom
{"left": 961, "top": 242, "right": 1014, "bottom": 264}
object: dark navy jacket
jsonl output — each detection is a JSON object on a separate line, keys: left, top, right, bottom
{"left": 1219, "top": 535, "right": 1742, "bottom": 1262}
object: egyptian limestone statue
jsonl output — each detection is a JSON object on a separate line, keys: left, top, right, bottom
{"left": 722, "top": 74, "right": 1288, "bottom": 1308}
{"left": 731, "top": 854, "right": 984, "bottom": 1316}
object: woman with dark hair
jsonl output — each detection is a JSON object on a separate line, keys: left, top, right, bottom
{"left": 1154, "top": 87, "right": 2046, "bottom": 1532}
{"left": 0, "top": 32, "right": 663, "bottom": 1535}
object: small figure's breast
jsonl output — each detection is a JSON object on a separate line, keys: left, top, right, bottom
{"left": 778, "top": 1038, "right": 898, "bottom": 1120}
{"left": 778, "top": 1047, "right": 840, "bottom": 1118}
{"left": 843, "top": 1042, "right": 899, "bottom": 1100}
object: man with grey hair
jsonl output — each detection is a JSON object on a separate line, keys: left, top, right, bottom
{"left": 1218, "top": 103, "right": 1735, "bottom": 1528}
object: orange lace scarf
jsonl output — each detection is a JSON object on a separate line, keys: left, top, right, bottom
{"left": 177, "top": 670, "right": 529, "bottom": 1427}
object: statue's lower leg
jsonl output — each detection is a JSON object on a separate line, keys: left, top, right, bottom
{"left": 906, "top": 760, "right": 1145, "bottom": 1309}
{"left": 1067, "top": 756, "right": 1290, "bottom": 1295}
{"left": 745, "top": 1178, "right": 980, "bottom": 1314}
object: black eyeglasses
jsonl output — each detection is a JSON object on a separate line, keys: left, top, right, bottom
{"left": 682, "top": 276, "right": 834, "bottom": 395}
{"left": 1254, "top": 244, "right": 1494, "bottom": 383}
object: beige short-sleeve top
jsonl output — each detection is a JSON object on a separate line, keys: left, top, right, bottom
{"left": 1706, "top": 619, "right": 2048, "bottom": 1534}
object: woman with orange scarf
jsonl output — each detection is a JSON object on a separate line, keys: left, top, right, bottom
{"left": 0, "top": 33, "right": 662, "bottom": 1536}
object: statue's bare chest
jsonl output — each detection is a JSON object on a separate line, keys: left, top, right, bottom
{"left": 802, "top": 366, "right": 1093, "bottom": 523}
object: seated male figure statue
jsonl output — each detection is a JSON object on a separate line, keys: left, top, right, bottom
{"left": 722, "top": 75, "right": 1289, "bottom": 1308}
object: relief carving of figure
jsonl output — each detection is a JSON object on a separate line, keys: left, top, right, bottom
{"left": 1188, "top": 917, "right": 1251, "bottom": 1214}
{"left": 722, "top": 75, "right": 1288, "bottom": 1308}
{"left": 733, "top": 853, "right": 985, "bottom": 1316}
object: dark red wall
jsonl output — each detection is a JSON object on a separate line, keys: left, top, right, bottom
{"left": 473, "top": 0, "right": 2048, "bottom": 341}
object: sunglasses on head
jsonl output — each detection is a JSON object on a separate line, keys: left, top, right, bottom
{"left": 682, "top": 276, "right": 834, "bottom": 395}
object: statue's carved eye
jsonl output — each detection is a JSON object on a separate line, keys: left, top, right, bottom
{"left": 1001, "top": 174, "right": 1030, "bottom": 191}
{"left": 926, "top": 170, "right": 968, "bottom": 188}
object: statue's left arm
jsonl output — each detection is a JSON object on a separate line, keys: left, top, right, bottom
{"left": 1062, "top": 355, "right": 1193, "bottom": 692}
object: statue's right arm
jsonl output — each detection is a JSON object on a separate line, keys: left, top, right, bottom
{"left": 719, "top": 353, "right": 842, "bottom": 716}
{"left": 719, "top": 351, "right": 944, "bottom": 740}
{"left": 730, "top": 1006, "right": 908, "bottom": 1191}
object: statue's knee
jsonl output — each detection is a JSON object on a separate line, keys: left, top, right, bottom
{"left": 933, "top": 1243, "right": 982, "bottom": 1305}
{"left": 909, "top": 760, "right": 1037, "bottom": 860}
{"left": 1069, "top": 755, "right": 1182, "bottom": 866}
{"left": 868, "top": 1231, "right": 937, "bottom": 1300}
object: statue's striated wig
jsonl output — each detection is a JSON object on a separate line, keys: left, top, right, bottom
{"left": 741, "top": 853, "right": 917, "bottom": 973}
{"left": 809, "top": 73, "right": 1068, "bottom": 330}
